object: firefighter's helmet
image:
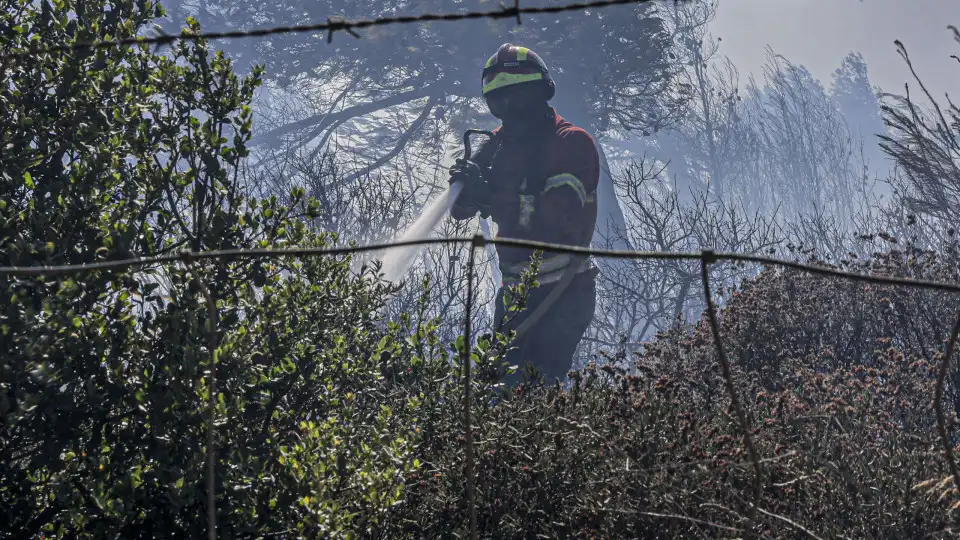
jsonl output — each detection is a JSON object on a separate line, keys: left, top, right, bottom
{"left": 481, "top": 43, "right": 556, "bottom": 100}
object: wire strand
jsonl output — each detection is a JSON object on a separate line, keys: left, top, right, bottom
{"left": 3, "top": 235, "right": 959, "bottom": 294}
{"left": 1, "top": 0, "right": 666, "bottom": 60}
{"left": 701, "top": 252, "right": 763, "bottom": 507}
{"left": 184, "top": 257, "right": 219, "bottom": 540}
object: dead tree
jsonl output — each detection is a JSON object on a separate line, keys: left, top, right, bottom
{"left": 579, "top": 157, "right": 784, "bottom": 370}
{"left": 878, "top": 29, "right": 960, "bottom": 244}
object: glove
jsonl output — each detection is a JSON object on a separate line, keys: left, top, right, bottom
{"left": 449, "top": 158, "right": 484, "bottom": 188}
{"left": 448, "top": 158, "right": 490, "bottom": 215}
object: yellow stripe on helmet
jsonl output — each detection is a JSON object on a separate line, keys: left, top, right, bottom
{"left": 482, "top": 72, "right": 543, "bottom": 95}
{"left": 515, "top": 47, "right": 529, "bottom": 61}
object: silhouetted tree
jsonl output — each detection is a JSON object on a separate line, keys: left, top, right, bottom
{"left": 737, "top": 48, "right": 875, "bottom": 229}
{"left": 643, "top": 0, "right": 753, "bottom": 202}
{"left": 160, "top": 0, "right": 687, "bottom": 251}
{"left": 830, "top": 52, "right": 889, "bottom": 177}
{"left": 578, "top": 158, "right": 783, "bottom": 370}
{"left": 879, "top": 29, "right": 960, "bottom": 239}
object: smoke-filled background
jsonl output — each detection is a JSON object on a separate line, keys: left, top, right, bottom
{"left": 150, "top": 0, "right": 959, "bottom": 367}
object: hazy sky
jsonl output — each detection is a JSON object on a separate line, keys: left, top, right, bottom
{"left": 710, "top": 0, "right": 959, "bottom": 100}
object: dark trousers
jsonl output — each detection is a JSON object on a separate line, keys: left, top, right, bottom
{"left": 493, "top": 269, "right": 597, "bottom": 386}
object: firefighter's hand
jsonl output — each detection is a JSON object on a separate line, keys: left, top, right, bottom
{"left": 449, "top": 158, "right": 488, "bottom": 212}
{"left": 448, "top": 158, "right": 484, "bottom": 188}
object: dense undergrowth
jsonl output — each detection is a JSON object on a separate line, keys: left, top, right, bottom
{"left": 3, "top": 0, "right": 960, "bottom": 537}
{"left": 386, "top": 246, "right": 960, "bottom": 538}
{"left": 7, "top": 242, "right": 960, "bottom": 538}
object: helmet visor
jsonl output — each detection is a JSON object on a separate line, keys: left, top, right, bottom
{"left": 482, "top": 68, "right": 543, "bottom": 96}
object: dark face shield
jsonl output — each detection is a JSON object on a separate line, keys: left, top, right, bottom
{"left": 483, "top": 83, "right": 546, "bottom": 121}
{"left": 484, "top": 91, "right": 519, "bottom": 120}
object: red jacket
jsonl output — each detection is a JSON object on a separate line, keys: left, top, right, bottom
{"left": 452, "top": 109, "right": 600, "bottom": 280}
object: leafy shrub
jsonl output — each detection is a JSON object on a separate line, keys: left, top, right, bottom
{"left": 0, "top": 1, "right": 435, "bottom": 536}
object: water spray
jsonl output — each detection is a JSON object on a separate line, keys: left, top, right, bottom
{"left": 377, "top": 129, "right": 496, "bottom": 285}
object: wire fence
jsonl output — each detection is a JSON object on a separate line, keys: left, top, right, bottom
{"left": 3, "top": 234, "right": 960, "bottom": 539}
{"left": 0, "top": 0, "right": 668, "bottom": 60}
{"left": 3, "top": 0, "right": 960, "bottom": 537}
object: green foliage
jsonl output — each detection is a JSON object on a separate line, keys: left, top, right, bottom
{"left": 0, "top": 0, "right": 436, "bottom": 536}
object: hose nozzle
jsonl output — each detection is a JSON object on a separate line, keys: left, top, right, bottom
{"left": 462, "top": 128, "right": 495, "bottom": 160}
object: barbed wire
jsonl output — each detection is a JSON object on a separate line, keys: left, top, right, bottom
{"left": 3, "top": 235, "right": 960, "bottom": 294}
{"left": 0, "top": 0, "right": 678, "bottom": 61}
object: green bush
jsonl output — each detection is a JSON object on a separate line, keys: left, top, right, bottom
{"left": 0, "top": 1, "right": 444, "bottom": 536}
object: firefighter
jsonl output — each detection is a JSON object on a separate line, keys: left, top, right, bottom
{"left": 448, "top": 43, "right": 600, "bottom": 386}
